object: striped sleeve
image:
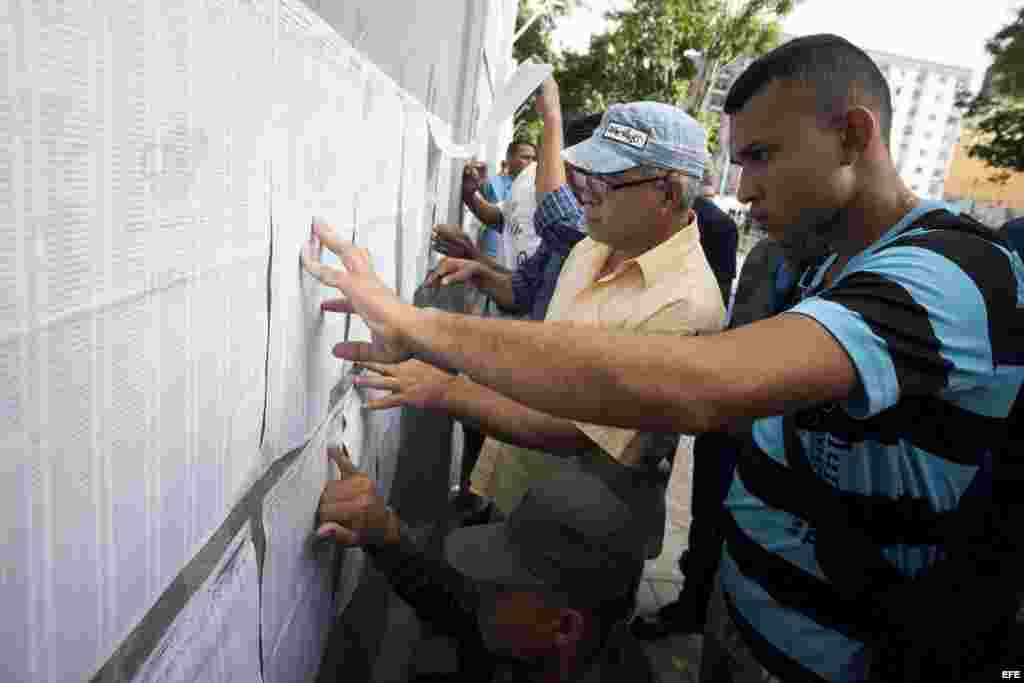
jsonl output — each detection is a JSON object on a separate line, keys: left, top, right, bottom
{"left": 536, "top": 184, "right": 585, "bottom": 232}
{"left": 789, "top": 231, "right": 1019, "bottom": 419}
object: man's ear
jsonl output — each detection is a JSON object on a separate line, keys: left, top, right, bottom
{"left": 840, "top": 107, "right": 876, "bottom": 165}
{"left": 551, "top": 608, "right": 586, "bottom": 648}
{"left": 663, "top": 173, "right": 686, "bottom": 214}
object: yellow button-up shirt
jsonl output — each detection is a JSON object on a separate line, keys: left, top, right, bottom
{"left": 470, "top": 218, "right": 726, "bottom": 513}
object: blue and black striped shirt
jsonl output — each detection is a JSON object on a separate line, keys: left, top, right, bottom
{"left": 721, "top": 201, "right": 1024, "bottom": 680}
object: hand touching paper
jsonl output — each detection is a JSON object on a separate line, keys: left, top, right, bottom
{"left": 316, "top": 445, "right": 399, "bottom": 548}
{"left": 300, "top": 217, "right": 415, "bottom": 364}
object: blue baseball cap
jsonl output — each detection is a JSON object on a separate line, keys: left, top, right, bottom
{"left": 562, "top": 102, "right": 707, "bottom": 178}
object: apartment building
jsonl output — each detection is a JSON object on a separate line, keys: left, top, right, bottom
{"left": 706, "top": 38, "right": 972, "bottom": 200}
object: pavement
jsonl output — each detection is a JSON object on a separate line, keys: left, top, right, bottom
{"left": 636, "top": 520, "right": 704, "bottom": 683}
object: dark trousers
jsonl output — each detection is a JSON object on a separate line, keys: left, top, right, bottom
{"left": 458, "top": 425, "right": 487, "bottom": 493}
{"left": 673, "top": 432, "right": 740, "bottom": 621}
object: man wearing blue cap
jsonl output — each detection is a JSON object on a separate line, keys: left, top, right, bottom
{"left": 335, "top": 97, "right": 726, "bottom": 560}
{"left": 302, "top": 34, "right": 1024, "bottom": 682}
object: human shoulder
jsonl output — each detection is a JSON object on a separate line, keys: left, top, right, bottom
{"left": 694, "top": 197, "right": 738, "bottom": 232}
{"left": 566, "top": 236, "right": 601, "bottom": 262}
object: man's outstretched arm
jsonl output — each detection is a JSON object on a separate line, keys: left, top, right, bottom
{"left": 302, "top": 221, "right": 859, "bottom": 436}
{"left": 355, "top": 360, "right": 592, "bottom": 454}
{"left": 401, "top": 308, "right": 859, "bottom": 434}
{"left": 425, "top": 257, "right": 518, "bottom": 310}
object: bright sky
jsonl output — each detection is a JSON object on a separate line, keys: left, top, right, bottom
{"left": 551, "top": 0, "right": 1021, "bottom": 92}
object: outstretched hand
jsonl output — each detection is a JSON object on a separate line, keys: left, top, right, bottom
{"left": 423, "top": 256, "right": 484, "bottom": 289}
{"left": 353, "top": 360, "right": 457, "bottom": 412}
{"left": 534, "top": 76, "right": 561, "bottom": 120}
{"left": 316, "top": 445, "right": 399, "bottom": 548}
{"left": 300, "top": 217, "right": 417, "bottom": 364}
{"left": 461, "top": 160, "right": 486, "bottom": 201}
{"left": 431, "top": 223, "right": 479, "bottom": 261}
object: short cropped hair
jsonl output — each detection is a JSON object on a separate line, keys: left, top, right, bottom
{"left": 506, "top": 140, "right": 536, "bottom": 158}
{"left": 724, "top": 34, "right": 893, "bottom": 147}
{"left": 634, "top": 166, "right": 700, "bottom": 214}
{"left": 565, "top": 112, "right": 605, "bottom": 148}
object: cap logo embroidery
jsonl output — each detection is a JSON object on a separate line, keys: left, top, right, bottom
{"left": 603, "top": 122, "right": 649, "bottom": 150}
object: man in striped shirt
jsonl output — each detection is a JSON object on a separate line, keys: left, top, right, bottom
{"left": 302, "top": 34, "right": 1024, "bottom": 682}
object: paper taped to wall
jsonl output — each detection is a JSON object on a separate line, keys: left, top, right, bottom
{"left": 131, "top": 524, "right": 263, "bottom": 683}
{"left": 261, "top": 401, "right": 343, "bottom": 683}
{"left": 425, "top": 61, "right": 552, "bottom": 158}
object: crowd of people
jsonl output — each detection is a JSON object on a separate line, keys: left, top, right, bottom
{"left": 304, "top": 33, "right": 1023, "bottom": 682}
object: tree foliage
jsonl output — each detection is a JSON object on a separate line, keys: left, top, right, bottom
{"left": 961, "top": 6, "right": 1024, "bottom": 174}
{"left": 555, "top": 0, "right": 794, "bottom": 131}
{"left": 512, "top": 0, "right": 582, "bottom": 142}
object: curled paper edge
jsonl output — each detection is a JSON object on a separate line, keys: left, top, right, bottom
{"left": 425, "top": 62, "right": 553, "bottom": 159}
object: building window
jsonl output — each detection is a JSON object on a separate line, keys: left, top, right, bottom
{"left": 895, "top": 86, "right": 903, "bottom": 96}
{"left": 921, "top": 149, "right": 927, "bottom": 156}
{"left": 929, "top": 113, "right": 937, "bottom": 121}
{"left": 940, "top": 75, "right": 948, "bottom": 84}
{"left": 923, "top": 132, "right": 933, "bottom": 140}
{"left": 913, "top": 88, "right": 923, "bottom": 100}
{"left": 915, "top": 166, "right": 923, "bottom": 174}
{"left": 904, "top": 126, "right": 914, "bottom": 136}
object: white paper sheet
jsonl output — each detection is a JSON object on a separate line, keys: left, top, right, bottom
{"left": 264, "top": 0, "right": 371, "bottom": 458}
{"left": 356, "top": 75, "right": 403, "bottom": 295}
{"left": 261, "top": 407, "right": 342, "bottom": 683}
{"left": 425, "top": 61, "right": 552, "bottom": 158}
{"left": 2, "top": 2, "right": 274, "bottom": 680}
{"left": 399, "top": 103, "right": 433, "bottom": 302}
{"left": 3, "top": 0, "right": 460, "bottom": 679}
{"left": 132, "top": 524, "right": 263, "bottom": 683}
{"left": 0, "top": 338, "right": 32, "bottom": 680}
{"left": 340, "top": 386, "right": 366, "bottom": 469}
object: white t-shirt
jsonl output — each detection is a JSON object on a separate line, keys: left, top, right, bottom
{"left": 496, "top": 162, "right": 542, "bottom": 272}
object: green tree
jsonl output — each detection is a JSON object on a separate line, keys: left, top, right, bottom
{"left": 554, "top": 0, "right": 795, "bottom": 155}
{"left": 960, "top": 6, "right": 1024, "bottom": 174}
{"left": 512, "top": 0, "right": 582, "bottom": 142}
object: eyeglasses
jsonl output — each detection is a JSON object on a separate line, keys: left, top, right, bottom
{"left": 568, "top": 168, "right": 669, "bottom": 200}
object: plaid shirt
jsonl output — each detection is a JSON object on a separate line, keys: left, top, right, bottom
{"left": 508, "top": 184, "right": 586, "bottom": 321}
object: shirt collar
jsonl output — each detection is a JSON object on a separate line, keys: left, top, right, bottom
{"left": 626, "top": 215, "right": 702, "bottom": 287}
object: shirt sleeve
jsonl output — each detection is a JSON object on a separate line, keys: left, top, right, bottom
{"left": 788, "top": 230, "right": 1019, "bottom": 418}
{"left": 536, "top": 184, "right": 585, "bottom": 233}
{"left": 666, "top": 434, "right": 695, "bottom": 530}
{"left": 468, "top": 436, "right": 502, "bottom": 498}
{"left": 480, "top": 177, "right": 500, "bottom": 204}
{"left": 575, "top": 303, "right": 706, "bottom": 462}
{"left": 509, "top": 240, "right": 550, "bottom": 314}
{"left": 365, "top": 523, "right": 481, "bottom": 639}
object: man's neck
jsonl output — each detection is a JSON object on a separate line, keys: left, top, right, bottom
{"left": 602, "top": 215, "right": 690, "bottom": 275}
{"left": 831, "top": 172, "right": 920, "bottom": 265}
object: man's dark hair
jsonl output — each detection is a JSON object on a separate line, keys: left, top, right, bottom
{"left": 565, "top": 112, "right": 605, "bottom": 148}
{"left": 724, "top": 34, "right": 893, "bottom": 147}
{"left": 506, "top": 140, "right": 536, "bottom": 158}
